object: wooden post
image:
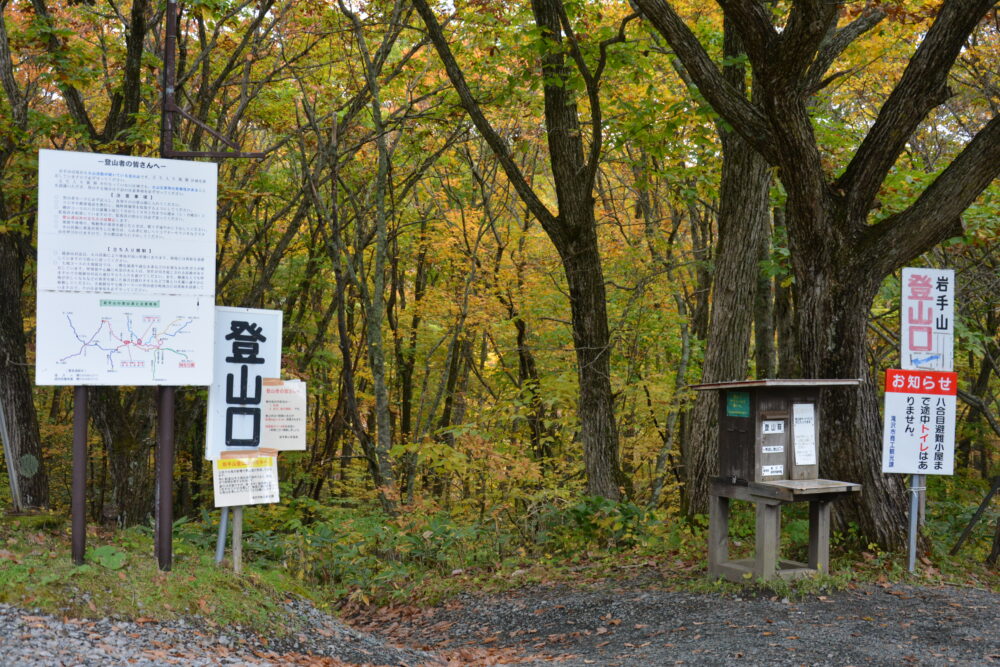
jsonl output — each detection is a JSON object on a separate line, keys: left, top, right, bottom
{"left": 232, "top": 506, "right": 243, "bottom": 574}
{"left": 155, "top": 386, "right": 176, "bottom": 571}
{"left": 754, "top": 501, "right": 780, "bottom": 579}
{"left": 708, "top": 494, "right": 729, "bottom": 576}
{"left": 808, "top": 500, "right": 831, "bottom": 572}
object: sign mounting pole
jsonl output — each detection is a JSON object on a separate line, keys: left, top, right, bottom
{"left": 158, "top": 0, "right": 265, "bottom": 571}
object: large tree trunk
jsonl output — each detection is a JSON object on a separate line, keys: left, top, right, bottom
{"left": 682, "top": 17, "right": 771, "bottom": 515}
{"left": 683, "top": 129, "right": 771, "bottom": 516}
{"left": 798, "top": 267, "right": 909, "bottom": 548}
{"left": 0, "top": 231, "right": 49, "bottom": 510}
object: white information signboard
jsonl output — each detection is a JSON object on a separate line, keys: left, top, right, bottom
{"left": 261, "top": 379, "right": 307, "bottom": 451}
{"left": 205, "top": 307, "right": 282, "bottom": 460}
{"left": 792, "top": 403, "right": 817, "bottom": 466}
{"left": 881, "top": 369, "right": 957, "bottom": 475}
{"left": 35, "top": 149, "right": 217, "bottom": 385}
{"left": 901, "top": 267, "right": 954, "bottom": 372}
{"left": 212, "top": 449, "right": 280, "bottom": 507}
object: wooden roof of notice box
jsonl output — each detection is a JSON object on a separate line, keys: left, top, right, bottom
{"left": 690, "top": 379, "right": 862, "bottom": 391}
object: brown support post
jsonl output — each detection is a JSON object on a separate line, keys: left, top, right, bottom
{"left": 808, "top": 500, "right": 831, "bottom": 573}
{"left": 156, "top": 386, "right": 176, "bottom": 571}
{"left": 707, "top": 494, "right": 729, "bottom": 577}
{"left": 754, "top": 501, "right": 780, "bottom": 580}
{"left": 71, "top": 386, "right": 89, "bottom": 565}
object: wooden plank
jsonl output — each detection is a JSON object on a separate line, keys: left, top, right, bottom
{"left": 808, "top": 500, "right": 831, "bottom": 573}
{"left": 708, "top": 495, "right": 730, "bottom": 576}
{"left": 691, "top": 379, "right": 861, "bottom": 391}
{"left": 754, "top": 503, "right": 781, "bottom": 580}
{"left": 232, "top": 506, "right": 244, "bottom": 575}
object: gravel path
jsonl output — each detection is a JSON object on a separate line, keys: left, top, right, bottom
{"left": 2, "top": 583, "right": 998, "bottom": 665}
{"left": 0, "top": 599, "right": 435, "bottom": 666}
{"left": 351, "top": 582, "right": 1000, "bottom": 666}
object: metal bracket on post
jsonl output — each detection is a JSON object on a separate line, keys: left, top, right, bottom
{"left": 160, "top": 0, "right": 264, "bottom": 161}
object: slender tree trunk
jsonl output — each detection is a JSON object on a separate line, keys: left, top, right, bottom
{"left": 0, "top": 216, "right": 48, "bottom": 510}
{"left": 88, "top": 387, "right": 155, "bottom": 526}
{"left": 557, "top": 225, "right": 625, "bottom": 498}
{"left": 754, "top": 237, "right": 776, "bottom": 379}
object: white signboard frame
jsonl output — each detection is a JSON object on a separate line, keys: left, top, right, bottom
{"left": 35, "top": 149, "right": 217, "bottom": 386}
{"left": 881, "top": 369, "right": 957, "bottom": 475}
{"left": 206, "top": 307, "right": 283, "bottom": 460}
{"left": 900, "top": 267, "right": 954, "bottom": 372}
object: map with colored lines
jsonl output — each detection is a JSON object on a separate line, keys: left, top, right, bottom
{"left": 36, "top": 293, "right": 214, "bottom": 385}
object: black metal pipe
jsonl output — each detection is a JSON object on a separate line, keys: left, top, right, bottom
{"left": 71, "top": 386, "right": 88, "bottom": 565}
{"left": 156, "top": 386, "right": 176, "bottom": 571}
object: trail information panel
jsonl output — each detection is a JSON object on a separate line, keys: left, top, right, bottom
{"left": 212, "top": 449, "right": 280, "bottom": 507}
{"left": 35, "top": 150, "right": 217, "bottom": 385}
{"left": 261, "top": 379, "right": 307, "bottom": 451}
{"left": 881, "top": 369, "right": 957, "bottom": 475}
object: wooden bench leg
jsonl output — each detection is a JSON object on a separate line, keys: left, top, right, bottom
{"left": 755, "top": 502, "right": 781, "bottom": 580}
{"left": 708, "top": 495, "right": 729, "bottom": 576}
{"left": 808, "top": 500, "right": 831, "bottom": 573}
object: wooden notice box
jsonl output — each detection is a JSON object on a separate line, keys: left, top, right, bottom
{"left": 692, "top": 379, "right": 863, "bottom": 581}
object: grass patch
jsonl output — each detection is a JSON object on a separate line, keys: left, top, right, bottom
{"left": 0, "top": 515, "right": 313, "bottom": 636}
{"left": 1, "top": 498, "right": 997, "bottom": 628}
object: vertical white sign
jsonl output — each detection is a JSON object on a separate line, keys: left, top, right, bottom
{"left": 205, "top": 307, "right": 282, "bottom": 460}
{"left": 791, "top": 403, "right": 817, "bottom": 466}
{"left": 881, "top": 369, "right": 957, "bottom": 475}
{"left": 262, "top": 379, "right": 307, "bottom": 451}
{"left": 901, "top": 267, "right": 954, "bottom": 372}
{"left": 35, "top": 149, "right": 217, "bottom": 385}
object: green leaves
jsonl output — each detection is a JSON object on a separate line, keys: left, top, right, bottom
{"left": 90, "top": 545, "right": 127, "bottom": 571}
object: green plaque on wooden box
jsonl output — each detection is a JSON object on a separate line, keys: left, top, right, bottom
{"left": 726, "top": 391, "right": 750, "bottom": 418}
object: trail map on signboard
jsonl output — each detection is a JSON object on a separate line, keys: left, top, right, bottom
{"left": 35, "top": 150, "right": 217, "bottom": 385}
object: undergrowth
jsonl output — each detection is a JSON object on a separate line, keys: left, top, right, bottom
{"left": 1, "top": 490, "right": 997, "bottom": 633}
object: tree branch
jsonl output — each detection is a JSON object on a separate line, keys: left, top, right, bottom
{"left": 633, "top": 0, "right": 778, "bottom": 162}
{"left": 804, "top": 7, "right": 887, "bottom": 95}
{"left": 835, "top": 0, "right": 998, "bottom": 222}
{"left": 410, "top": 0, "right": 558, "bottom": 231}
{"left": 859, "top": 113, "right": 1000, "bottom": 277}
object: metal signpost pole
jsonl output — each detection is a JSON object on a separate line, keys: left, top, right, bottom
{"left": 908, "top": 474, "right": 924, "bottom": 573}
{"left": 0, "top": 399, "right": 22, "bottom": 514}
{"left": 71, "top": 386, "right": 88, "bottom": 564}
{"left": 215, "top": 507, "right": 229, "bottom": 563}
{"left": 156, "top": 386, "right": 176, "bottom": 570}
{"left": 158, "top": 0, "right": 263, "bottom": 572}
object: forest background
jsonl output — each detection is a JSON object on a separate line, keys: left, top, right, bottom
{"left": 0, "top": 0, "right": 998, "bottom": 593}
